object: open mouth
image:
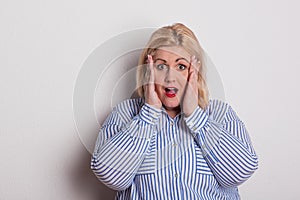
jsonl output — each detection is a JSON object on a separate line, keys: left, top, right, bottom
{"left": 164, "top": 87, "right": 178, "bottom": 98}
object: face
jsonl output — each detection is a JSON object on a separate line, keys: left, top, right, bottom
{"left": 152, "top": 46, "right": 191, "bottom": 113}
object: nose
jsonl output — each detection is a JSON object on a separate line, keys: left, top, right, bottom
{"left": 164, "top": 68, "right": 176, "bottom": 83}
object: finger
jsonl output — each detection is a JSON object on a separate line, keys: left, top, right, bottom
{"left": 144, "top": 55, "right": 154, "bottom": 96}
{"left": 147, "top": 54, "right": 154, "bottom": 84}
{"left": 188, "top": 55, "right": 196, "bottom": 81}
{"left": 189, "top": 56, "right": 199, "bottom": 93}
{"left": 143, "top": 66, "right": 150, "bottom": 86}
{"left": 191, "top": 55, "right": 200, "bottom": 74}
{"left": 143, "top": 55, "right": 152, "bottom": 86}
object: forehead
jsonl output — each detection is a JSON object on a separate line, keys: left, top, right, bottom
{"left": 154, "top": 46, "right": 190, "bottom": 61}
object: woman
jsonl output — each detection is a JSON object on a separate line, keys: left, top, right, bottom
{"left": 91, "top": 23, "right": 258, "bottom": 199}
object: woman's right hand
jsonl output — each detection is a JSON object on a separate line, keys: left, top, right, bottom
{"left": 144, "top": 55, "right": 162, "bottom": 109}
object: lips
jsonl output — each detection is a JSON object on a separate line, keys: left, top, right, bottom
{"left": 164, "top": 87, "right": 178, "bottom": 98}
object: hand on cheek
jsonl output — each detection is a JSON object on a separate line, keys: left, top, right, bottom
{"left": 182, "top": 56, "right": 199, "bottom": 117}
{"left": 144, "top": 55, "right": 162, "bottom": 109}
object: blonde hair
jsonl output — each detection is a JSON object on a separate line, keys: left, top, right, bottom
{"left": 136, "top": 23, "right": 209, "bottom": 109}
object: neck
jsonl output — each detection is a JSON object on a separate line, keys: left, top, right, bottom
{"left": 164, "top": 105, "right": 181, "bottom": 118}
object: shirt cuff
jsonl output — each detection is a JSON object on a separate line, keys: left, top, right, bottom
{"left": 184, "top": 106, "right": 208, "bottom": 132}
{"left": 139, "top": 103, "right": 161, "bottom": 125}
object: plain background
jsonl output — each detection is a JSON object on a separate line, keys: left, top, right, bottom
{"left": 0, "top": 0, "right": 299, "bottom": 199}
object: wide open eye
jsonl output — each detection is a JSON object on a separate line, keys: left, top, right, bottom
{"left": 156, "top": 63, "right": 168, "bottom": 70}
{"left": 177, "top": 64, "right": 187, "bottom": 71}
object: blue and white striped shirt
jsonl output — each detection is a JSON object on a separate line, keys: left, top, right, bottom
{"left": 91, "top": 98, "right": 258, "bottom": 199}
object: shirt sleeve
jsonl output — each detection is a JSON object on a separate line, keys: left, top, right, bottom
{"left": 91, "top": 103, "right": 161, "bottom": 191}
{"left": 184, "top": 103, "right": 258, "bottom": 188}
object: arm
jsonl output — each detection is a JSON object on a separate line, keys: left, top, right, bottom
{"left": 185, "top": 101, "right": 258, "bottom": 188}
{"left": 91, "top": 102, "right": 161, "bottom": 191}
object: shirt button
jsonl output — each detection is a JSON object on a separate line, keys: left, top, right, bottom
{"left": 173, "top": 143, "right": 177, "bottom": 147}
{"left": 174, "top": 173, "right": 178, "bottom": 178}
{"left": 170, "top": 122, "right": 174, "bottom": 126}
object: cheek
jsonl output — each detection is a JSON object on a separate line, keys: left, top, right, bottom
{"left": 153, "top": 72, "right": 164, "bottom": 91}
{"left": 154, "top": 71, "right": 165, "bottom": 84}
{"left": 177, "top": 72, "right": 189, "bottom": 84}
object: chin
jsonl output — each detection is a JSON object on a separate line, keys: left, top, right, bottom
{"left": 161, "top": 98, "right": 181, "bottom": 110}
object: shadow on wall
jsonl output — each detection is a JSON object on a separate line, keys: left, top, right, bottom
{"left": 69, "top": 145, "right": 115, "bottom": 200}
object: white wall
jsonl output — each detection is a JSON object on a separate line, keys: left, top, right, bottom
{"left": 0, "top": 0, "right": 299, "bottom": 199}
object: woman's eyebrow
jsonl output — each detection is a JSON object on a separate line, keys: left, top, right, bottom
{"left": 154, "top": 58, "right": 167, "bottom": 63}
{"left": 154, "top": 58, "right": 189, "bottom": 63}
{"left": 176, "top": 58, "right": 189, "bottom": 63}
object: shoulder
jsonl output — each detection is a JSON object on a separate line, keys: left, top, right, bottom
{"left": 113, "top": 98, "right": 144, "bottom": 122}
{"left": 206, "top": 99, "right": 237, "bottom": 124}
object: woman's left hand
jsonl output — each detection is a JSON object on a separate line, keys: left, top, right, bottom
{"left": 182, "top": 55, "right": 199, "bottom": 117}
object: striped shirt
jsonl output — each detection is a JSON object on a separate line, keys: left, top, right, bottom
{"left": 91, "top": 98, "right": 258, "bottom": 199}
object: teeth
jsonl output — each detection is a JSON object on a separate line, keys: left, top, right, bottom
{"left": 165, "top": 87, "right": 178, "bottom": 93}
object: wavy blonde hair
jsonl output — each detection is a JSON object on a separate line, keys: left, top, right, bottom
{"left": 136, "top": 23, "right": 209, "bottom": 109}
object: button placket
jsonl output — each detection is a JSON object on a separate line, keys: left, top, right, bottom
{"left": 174, "top": 172, "right": 178, "bottom": 178}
